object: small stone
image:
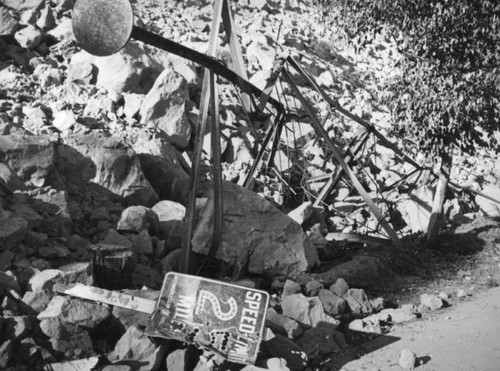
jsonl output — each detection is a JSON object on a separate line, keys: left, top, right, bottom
{"left": 0, "top": 7, "right": 19, "bottom": 35}
{"left": 52, "top": 110, "right": 76, "bottom": 132}
{"left": 370, "top": 297, "right": 386, "bottom": 312}
{"left": 329, "top": 278, "right": 349, "bottom": 297}
{"left": 399, "top": 348, "right": 416, "bottom": 370}
{"left": 265, "top": 308, "right": 303, "bottom": 340}
{"left": 68, "top": 61, "right": 95, "bottom": 84}
{"left": 166, "top": 349, "right": 186, "bottom": 371}
{"left": 344, "top": 288, "right": 374, "bottom": 316}
{"left": 420, "top": 294, "right": 444, "bottom": 311}
{"left": 457, "top": 289, "right": 467, "bottom": 298}
{"left": 304, "top": 280, "right": 323, "bottom": 296}
{"left": 110, "top": 326, "right": 167, "bottom": 371}
{"left": 281, "top": 279, "right": 301, "bottom": 299}
{"left": 318, "top": 289, "right": 347, "bottom": 316}
{"left": 438, "top": 291, "right": 449, "bottom": 300}
{"left": 14, "top": 25, "right": 43, "bottom": 49}
{"left": 117, "top": 206, "right": 160, "bottom": 235}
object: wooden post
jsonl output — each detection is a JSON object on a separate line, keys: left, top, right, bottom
{"left": 427, "top": 153, "right": 452, "bottom": 244}
{"left": 181, "top": 0, "right": 224, "bottom": 273}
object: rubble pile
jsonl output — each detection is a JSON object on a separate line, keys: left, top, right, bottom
{"left": 1, "top": 0, "right": 499, "bottom": 370}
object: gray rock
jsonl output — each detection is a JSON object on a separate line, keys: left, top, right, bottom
{"left": 192, "top": 181, "right": 319, "bottom": 276}
{"left": 265, "top": 308, "right": 303, "bottom": 340}
{"left": 139, "top": 67, "right": 191, "bottom": 149}
{"left": 420, "top": 294, "right": 444, "bottom": 311}
{"left": 166, "top": 349, "right": 186, "bottom": 371}
{"left": 22, "top": 290, "right": 51, "bottom": 313}
{"left": 318, "top": 289, "right": 347, "bottom": 316}
{"left": 122, "top": 93, "right": 144, "bottom": 119}
{"left": 0, "top": 339, "right": 13, "bottom": 369}
{"left": 457, "top": 289, "right": 467, "bottom": 298}
{"left": 264, "top": 334, "right": 308, "bottom": 371}
{"left": 0, "top": 250, "right": 14, "bottom": 271}
{"left": 399, "top": 348, "right": 416, "bottom": 370}
{"left": 281, "top": 294, "right": 339, "bottom": 328}
{"left": 0, "top": 215, "right": 28, "bottom": 250}
{"left": 0, "top": 0, "right": 44, "bottom": 11}
{"left": 52, "top": 110, "right": 77, "bottom": 132}
{"left": 130, "top": 230, "right": 153, "bottom": 255}
{"left": 329, "top": 278, "right": 349, "bottom": 297}
{"left": 39, "top": 318, "right": 93, "bottom": 357}
{"left": 287, "top": 201, "right": 315, "bottom": 226}
{"left": 117, "top": 206, "right": 160, "bottom": 235}
{"left": 3, "top": 315, "right": 35, "bottom": 341}
{"left": 281, "top": 279, "right": 301, "bottom": 300}
{"left": 0, "top": 134, "right": 57, "bottom": 187}
{"left": 110, "top": 326, "right": 167, "bottom": 371}
{"left": 151, "top": 200, "right": 186, "bottom": 245}
{"left": 70, "top": 42, "right": 168, "bottom": 94}
{"left": 59, "top": 133, "right": 158, "bottom": 206}
{"left": 33, "top": 64, "right": 63, "bottom": 88}
{"left": 344, "top": 289, "right": 374, "bottom": 316}
{"left": 14, "top": 25, "right": 43, "bottom": 49}
{"left": 36, "top": 5, "right": 56, "bottom": 30}
{"left": 295, "top": 326, "right": 347, "bottom": 361}
{"left": 28, "top": 269, "right": 62, "bottom": 292}
{"left": 38, "top": 295, "right": 110, "bottom": 328}
{"left": 370, "top": 297, "right": 386, "bottom": 312}
{"left": 304, "top": 280, "right": 323, "bottom": 296}
{"left": 67, "top": 61, "right": 95, "bottom": 84}
{"left": 0, "top": 162, "right": 26, "bottom": 193}
{"left": 0, "top": 6, "right": 18, "bottom": 35}
{"left": 160, "top": 248, "right": 182, "bottom": 273}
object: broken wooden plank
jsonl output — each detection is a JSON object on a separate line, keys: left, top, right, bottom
{"left": 58, "top": 284, "right": 156, "bottom": 314}
{"left": 325, "top": 232, "right": 391, "bottom": 246}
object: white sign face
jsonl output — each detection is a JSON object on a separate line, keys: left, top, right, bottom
{"left": 145, "top": 272, "right": 269, "bottom": 365}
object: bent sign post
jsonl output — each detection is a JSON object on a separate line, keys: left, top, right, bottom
{"left": 60, "top": 272, "right": 269, "bottom": 365}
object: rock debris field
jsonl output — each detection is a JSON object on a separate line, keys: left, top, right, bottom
{"left": 1, "top": 0, "right": 500, "bottom": 370}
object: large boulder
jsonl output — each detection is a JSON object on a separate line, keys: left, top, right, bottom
{"left": 139, "top": 67, "right": 191, "bottom": 149}
{"left": 191, "top": 181, "right": 319, "bottom": 276}
{"left": 59, "top": 132, "right": 158, "bottom": 206}
{"left": 70, "top": 42, "right": 167, "bottom": 94}
{"left": 0, "top": 135, "right": 59, "bottom": 187}
{"left": 132, "top": 135, "right": 190, "bottom": 205}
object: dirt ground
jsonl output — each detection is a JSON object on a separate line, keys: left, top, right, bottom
{"left": 323, "top": 216, "right": 500, "bottom": 370}
{"left": 328, "top": 285, "right": 500, "bottom": 371}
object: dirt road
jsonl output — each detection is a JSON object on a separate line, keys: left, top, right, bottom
{"left": 326, "top": 286, "right": 500, "bottom": 371}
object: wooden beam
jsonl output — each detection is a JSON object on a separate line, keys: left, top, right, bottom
{"left": 222, "top": 0, "right": 252, "bottom": 112}
{"left": 282, "top": 69, "right": 402, "bottom": 246}
{"left": 181, "top": 0, "right": 225, "bottom": 273}
{"left": 286, "top": 57, "right": 421, "bottom": 171}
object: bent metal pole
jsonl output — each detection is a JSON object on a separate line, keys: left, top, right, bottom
{"left": 71, "top": 0, "right": 283, "bottom": 113}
